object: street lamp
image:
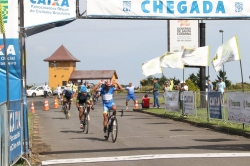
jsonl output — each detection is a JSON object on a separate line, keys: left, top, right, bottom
{"left": 219, "top": 29, "right": 224, "bottom": 79}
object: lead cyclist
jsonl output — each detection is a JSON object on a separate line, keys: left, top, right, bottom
{"left": 93, "top": 80, "right": 123, "bottom": 138}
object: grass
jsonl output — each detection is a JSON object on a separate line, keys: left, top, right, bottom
{"left": 138, "top": 97, "right": 165, "bottom": 104}
{"left": 143, "top": 108, "right": 250, "bottom": 133}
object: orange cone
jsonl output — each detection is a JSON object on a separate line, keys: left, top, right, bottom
{"left": 134, "top": 100, "right": 139, "bottom": 109}
{"left": 54, "top": 97, "right": 59, "bottom": 109}
{"left": 44, "top": 100, "right": 49, "bottom": 111}
{"left": 30, "top": 101, "right": 36, "bottom": 113}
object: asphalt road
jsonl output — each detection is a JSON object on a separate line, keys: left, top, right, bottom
{"left": 28, "top": 93, "right": 250, "bottom": 166}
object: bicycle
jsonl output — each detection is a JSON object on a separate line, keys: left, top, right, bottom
{"left": 105, "top": 109, "right": 123, "bottom": 143}
{"left": 92, "top": 94, "right": 98, "bottom": 105}
{"left": 80, "top": 103, "right": 89, "bottom": 134}
{"left": 62, "top": 99, "right": 69, "bottom": 120}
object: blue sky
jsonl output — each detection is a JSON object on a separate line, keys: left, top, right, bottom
{"left": 25, "top": 2, "right": 250, "bottom": 86}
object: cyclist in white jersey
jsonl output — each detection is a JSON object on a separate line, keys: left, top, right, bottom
{"left": 93, "top": 80, "right": 123, "bottom": 138}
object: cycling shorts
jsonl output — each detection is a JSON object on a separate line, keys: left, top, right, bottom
{"left": 126, "top": 94, "right": 136, "bottom": 101}
{"left": 63, "top": 96, "right": 72, "bottom": 103}
{"left": 102, "top": 100, "right": 115, "bottom": 114}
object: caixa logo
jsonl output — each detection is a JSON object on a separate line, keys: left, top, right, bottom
{"left": 30, "top": 0, "right": 69, "bottom": 7}
{"left": 141, "top": 0, "right": 225, "bottom": 14}
{"left": 0, "top": 45, "right": 16, "bottom": 56}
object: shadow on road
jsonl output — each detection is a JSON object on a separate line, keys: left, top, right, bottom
{"left": 170, "top": 129, "right": 194, "bottom": 131}
{"left": 60, "top": 130, "right": 83, "bottom": 134}
{"left": 39, "top": 144, "right": 250, "bottom": 155}
{"left": 146, "top": 122, "right": 172, "bottom": 125}
{"left": 52, "top": 118, "right": 66, "bottom": 120}
{"left": 193, "top": 138, "right": 236, "bottom": 142}
{"left": 70, "top": 137, "right": 105, "bottom": 142}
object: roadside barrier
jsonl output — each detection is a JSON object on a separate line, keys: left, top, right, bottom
{"left": 44, "top": 100, "right": 49, "bottom": 111}
{"left": 54, "top": 97, "right": 59, "bottom": 109}
{"left": 134, "top": 100, "right": 139, "bottom": 109}
{"left": 30, "top": 101, "right": 36, "bottom": 113}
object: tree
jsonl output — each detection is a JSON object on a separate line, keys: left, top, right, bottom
{"left": 188, "top": 69, "right": 209, "bottom": 89}
{"left": 212, "top": 70, "right": 231, "bottom": 89}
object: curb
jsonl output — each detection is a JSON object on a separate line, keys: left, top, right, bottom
{"left": 133, "top": 109, "right": 250, "bottom": 139}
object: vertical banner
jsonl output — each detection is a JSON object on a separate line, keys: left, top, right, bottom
{"left": 9, "top": 100, "right": 22, "bottom": 163}
{"left": 228, "top": 93, "right": 250, "bottom": 124}
{"left": 208, "top": 92, "right": 222, "bottom": 119}
{"left": 183, "top": 91, "right": 194, "bottom": 115}
{"left": 0, "top": 0, "right": 21, "bottom": 102}
{"left": 169, "top": 20, "right": 199, "bottom": 52}
{"left": 164, "top": 91, "right": 179, "bottom": 112}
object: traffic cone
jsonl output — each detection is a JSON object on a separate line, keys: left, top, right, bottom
{"left": 30, "top": 101, "right": 36, "bottom": 113}
{"left": 44, "top": 100, "right": 49, "bottom": 111}
{"left": 134, "top": 100, "right": 139, "bottom": 109}
{"left": 54, "top": 97, "right": 59, "bottom": 109}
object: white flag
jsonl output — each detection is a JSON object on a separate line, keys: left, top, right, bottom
{"left": 142, "top": 57, "right": 162, "bottom": 76}
{"left": 160, "top": 52, "right": 184, "bottom": 69}
{"left": 212, "top": 36, "right": 241, "bottom": 72}
{"left": 182, "top": 46, "right": 210, "bottom": 66}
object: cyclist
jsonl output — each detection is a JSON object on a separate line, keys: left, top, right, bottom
{"left": 125, "top": 82, "right": 139, "bottom": 110}
{"left": 93, "top": 80, "right": 123, "bottom": 138}
{"left": 62, "top": 86, "right": 73, "bottom": 116}
{"left": 76, "top": 85, "right": 93, "bottom": 129}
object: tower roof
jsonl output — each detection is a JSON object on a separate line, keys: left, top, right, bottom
{"left": 43, "top": 45, "right": 80, "bottom": 62}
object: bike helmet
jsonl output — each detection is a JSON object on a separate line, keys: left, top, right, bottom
{"left": 81, "top": 85, "right": 87, "bottom": 92}
{"left": 105, "top": 80, "right": 112, "bottom": 86}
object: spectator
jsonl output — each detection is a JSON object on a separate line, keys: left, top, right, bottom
{"left": 153, "top": 78, "right": 160, "bottom": 108}
{"left": 43, "top": 82, "right": 49, "bottom": 98}
{"left": 207, "top": 80, "right": 213, "bottom": 92}
{"left": 169, "top": 78, "right": 174, "bottom": 91}
{"left": 141, "top": 94, "right": 150, "bottom": 108}
{"left": 164, "top": 82, "right": 170, "bottom": 92}
{"left": 181, "top": 82, "right": 188, "bottom": 91}
{"left": 216, "top": 77, "right": 226, "bottom": 106}
{"left": 56, "top": 84, "right": 61, "bottom": 99}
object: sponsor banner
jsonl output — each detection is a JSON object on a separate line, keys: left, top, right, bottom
{"left": 228, "top": 93, "right": 250, "bottom": 124}
{"left": 212, "top": 36, "right": 241, "bottom": 72}
{"left": 142, "top": 57, "right": 162, "bottom": 76}
{"left": 0, "top": 0, "right": 21, "bottom": 102}
{"left": 208, "top": 92, "right": 222, "bottom": 119}
{"left": 160, "top": 52, "right": 184, "bottom": 69}
{"left": 169, "top": 20, "right": 198, "bottom": 52}
{"left": 87, "top": 0, "right": 249, "bottom": 19}
{"left": 9, "top": 100, "right": 22, "bottom": 163}
{"left": 182, "top": 46, "right": 210, "bottom": 66}
{"left": 183, "top": 91, "right": 194, "bottom": 115}
{"left": 164, "top": 91, "right": 179, "bottom": 112}
{"left": 24, "top": 0, "right": 76, "bottom": 28}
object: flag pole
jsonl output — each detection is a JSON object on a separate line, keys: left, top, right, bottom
{"left": 239, "top": 60, "right": 244, "bottom": 92}
{"left": 0, "top": 4, "right": 9, "bottom": 109}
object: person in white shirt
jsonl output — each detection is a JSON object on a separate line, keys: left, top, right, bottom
{"left": 56, "top": 84, "right": 61, "bottom": 99}
{"left": 43, "top": 82, "right": 48, "bottom": 98}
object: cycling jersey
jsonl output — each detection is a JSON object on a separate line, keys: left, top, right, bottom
{"left": 100, "top": 86, "right": 116, "bottom": 113}
{"left": 77, "top": 92, "right": 92, "bottom": 104}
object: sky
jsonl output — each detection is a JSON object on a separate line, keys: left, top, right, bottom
{"left": 26, "top": 1, "right": 250, "bottom": 87}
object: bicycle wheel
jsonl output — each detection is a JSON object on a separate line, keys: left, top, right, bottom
{"left": 65, "top": 105, "right": 69, "bottom": 120}
{"left": 84, "top": 114, "right": 89, "bottom": 134}
{"left": 111, "top": 117, "right": 118, "bottom": 143}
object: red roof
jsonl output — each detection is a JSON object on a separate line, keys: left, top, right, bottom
{"left": 43, "top": 45, "right": 80, "bottom": 62}
{"left": 70, "top": 70, "right": 118, "bottom": 80}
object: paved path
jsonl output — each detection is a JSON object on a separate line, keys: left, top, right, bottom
{"left": 28, "top": 94, "right": 250, "bottom": 166}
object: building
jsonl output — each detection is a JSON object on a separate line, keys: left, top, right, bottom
{"left": 43, "top": 45, "right": 118, "bottom": 89}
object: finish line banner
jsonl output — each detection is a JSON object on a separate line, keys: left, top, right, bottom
{"left": 87, "top": 0, "right": 250, "bottom": 19}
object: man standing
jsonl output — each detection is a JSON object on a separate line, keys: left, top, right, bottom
{"left": 153, "top": 78, "right": 160, "bottom": 108}
{"left": 216, "top": 77, "right": 226, "bottom": 106}
{"left": 125, "top": 83, "right": 139, "bottom": 110}
{"left": 56, "top": 84, "right": 61, "bottom": 99}
{"left": 43, "top": 82, "right": 48, "bottom": 98}
{"left": 207, "top": 80, "right": 213, "bottom": 92}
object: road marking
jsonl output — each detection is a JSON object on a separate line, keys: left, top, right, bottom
{"left": 42, "top": 153, "right": 250, "bottom": 165}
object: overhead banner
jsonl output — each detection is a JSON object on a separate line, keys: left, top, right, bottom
{"left": 183, "top": 91, "right": 194, "bottom": 115}
{"left": 212, "top": 36, "right": 241, "bottom": 72}
{"left": 164, "top": 91, "right": 179, "bottom": 112}
{"left": 208, "top": 92, "right": 222, "bottom": 119}
{"left": 0, "top": 0, "right": 21, "bottom": 102}
{"left": 87, "top": 0, "right": 249, "bottom": 19}
{"left": 169, "top": 20, "right": 198, "bottom": 52}
{"left": 182, "top": 46, "right": 210, "bottom": 66}
{"left": 24, "top": 0, "right": 76, "bottom": 28}
{"left": 228, "top": 93, "right": 250, "bottom": 124}
{"left": 160, "top": 52, "right": 184, "bottom": 69}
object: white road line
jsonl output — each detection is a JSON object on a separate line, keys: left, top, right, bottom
{"left": 42, "top": 153, "right": 250, "bottom": 165}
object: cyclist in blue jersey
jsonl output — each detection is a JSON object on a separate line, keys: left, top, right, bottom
{"left": 62, "top": 85, "right": 73, "bottom": 116}
{"left": 125, "top": 83, "right": 139, "bottom": 110}
{"left": 93, "top": 80, "right": 123, "bottom": 138}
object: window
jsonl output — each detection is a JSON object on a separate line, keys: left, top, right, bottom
{"left": 62, "top": 81, "right": 67, "bottom": 86}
